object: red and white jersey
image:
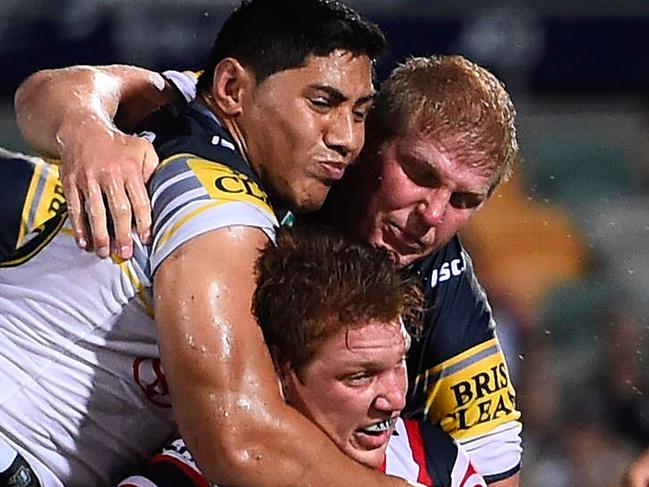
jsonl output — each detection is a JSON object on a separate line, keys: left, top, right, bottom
{"left": 118, "top": 418, "right": 486, "bottom": 487}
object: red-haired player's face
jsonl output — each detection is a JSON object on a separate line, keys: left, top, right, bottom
{"left": 281, "top": 320, "right": 409, "bottom": 468}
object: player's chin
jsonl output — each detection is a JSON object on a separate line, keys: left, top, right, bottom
{"left": 290, "top": 180, "right": 332, "bottom": 213}
{"left": 345, "top": 445, "right": 388, "bottom": 469}
{"left": 346, "top": 434, "right": 391, "bottom": 469}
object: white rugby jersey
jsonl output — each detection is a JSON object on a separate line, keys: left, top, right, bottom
{"left": 0, "top": 99, "right": 280, "bottom": 486}
{"left": 0, "top": 151, "right": 170, "bottom": 486}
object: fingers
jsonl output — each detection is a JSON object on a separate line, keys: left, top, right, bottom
{"left": 84, "top": 178, "right": 110, "bottom": 259}
{"left": 127, "top": 141, "right": 158, "bottom": 246}
{"left": 140, "top": 143, "right": 160, "bottom": 183}
{"left": 59, "top": 133, "right": 158, "bottom": 259}
{"left": 105, "top": 176, "right": 134, "bottom": 260}
{"left": 62, "top": 172, "right": 90, "bottom": 251}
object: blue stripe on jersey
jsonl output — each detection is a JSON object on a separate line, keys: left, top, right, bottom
{"left": 419, "top": 343, "right": 500, "bottom": 385}
{"left": 419, "top": 421, "right": 457, "bottom": 486}
{"left": 152, "top": 172, "right": 205, "bottom": 231}
{"left": 149, "top": 156, "right": 196, "bottom": 196}
{"left": 153, "top": 192, "right": 208, "bottom": 237}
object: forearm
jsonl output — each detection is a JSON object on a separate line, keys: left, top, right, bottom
{"left": 178, "top": 379, "right": 407, "bottom": 487}
{"left": 14, "top": 65, "right": 171, "bottom": 157}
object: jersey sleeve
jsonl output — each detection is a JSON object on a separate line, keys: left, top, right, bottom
{"left": 408, "top": 239, "right": 522, "bottom": 482}
{"left": 162, "top": 70, "right": 198, "bottom": 104}
{"left": 0, "top": 150, "right": 67, "bottom": 267}
{"left": 148, "top": 153, "right": 278, "bottom": 274}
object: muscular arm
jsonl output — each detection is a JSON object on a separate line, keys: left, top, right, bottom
{"left": 14, "top": 65, "right": 181, "bottom": 259}
{"left": 154, "top": 226, "right": 410, "bottom": 487}
{"left": 14, "top": 64, "right": 176, "bottom": 154}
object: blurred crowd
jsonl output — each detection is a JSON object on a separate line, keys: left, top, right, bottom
{"left": 462, "top": 114, "right": 649, "bottom": 486}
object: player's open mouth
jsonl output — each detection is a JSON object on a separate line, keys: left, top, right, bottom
{"left": 358, "top": 417, "right": 396, "bottom": 436}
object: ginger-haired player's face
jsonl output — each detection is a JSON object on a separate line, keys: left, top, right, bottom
{"left": 241, "top": 50, "right": 374, "bottom": 213}
{"left": 357, "top": 130, "right": 496, "bottom": 267}
{"left": 281, "top": 320, "right": 409, "bottom": 468}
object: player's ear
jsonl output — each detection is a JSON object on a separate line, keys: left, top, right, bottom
{"left": 209, "top": 57, "right": 254, "bottom": 116}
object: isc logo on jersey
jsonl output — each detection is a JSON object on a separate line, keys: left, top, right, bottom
{"left": 429, "top": 255, "right": 465, "bottom": 289}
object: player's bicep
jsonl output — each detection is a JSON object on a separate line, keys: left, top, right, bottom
{"left": 154, "top": 225, "right": 275, "bottom": 388}
{"left": 153, "top": 227, "right": 283, "bottom": 468}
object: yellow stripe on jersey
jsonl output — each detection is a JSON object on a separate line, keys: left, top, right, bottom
{"left": 17, "top": 162, "right": 65, "bottom": 248}
{"left": 186, "top": 158, "right": 274, "bottom": 216}
{"left": 418, "top": 338, "right": 520, "bottom": 441}
{"left": 18, "top": 162, "right": 43, "bottom": 245}
{"left": 155, "top": 200, "right": 228, "bottom": 252}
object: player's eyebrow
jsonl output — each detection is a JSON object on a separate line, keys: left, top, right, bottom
{"left": 308, "top": 85, "right": 375, "bottom": 105}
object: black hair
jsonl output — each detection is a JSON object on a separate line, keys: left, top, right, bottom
{"left": 197, "top": 0, "right": 386, "bottom": 92}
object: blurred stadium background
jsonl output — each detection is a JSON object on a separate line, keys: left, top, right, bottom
{"left": 1, "top": 1, "right": 648, "bottom": 485}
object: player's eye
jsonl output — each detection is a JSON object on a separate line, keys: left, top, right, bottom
{"left": 343, "top": 371, "right": 373, "bottom": 386}
{"left": 309, "top": 97, "right": 331, "bottom": 111}
{"left": 449, "top": 192, "right": 484, "bottom": 209}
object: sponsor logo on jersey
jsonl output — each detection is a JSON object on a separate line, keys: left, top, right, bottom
{"left": 187, "top": 158, "right": 273, "bottom": 215}
{"left": 442, "top": 363, "right": 516, "bottom": 434}
{"left": 429, "top": 255, "right": 465, "bottom": 289}
{"left": 419, "top": 339, "right": 520, "bottom": 440}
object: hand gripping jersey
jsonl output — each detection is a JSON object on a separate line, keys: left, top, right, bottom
{"left": 163, "top": 71, "right": 523, "bottom": 484}
{"left": 0, "top": 101, "right": 282, "bottom": 486}
{"left": 117, "top": 420, "right": 487, "bottom": 487}
{"left": 404, "top": 237, "right": 522, "bottom": 483}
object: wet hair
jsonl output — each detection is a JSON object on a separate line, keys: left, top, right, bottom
{"left": 253, "top": 225, "right": 422, "bottom": 372}
{"left": 366, "top": 55, "right": 518, "bottom": 192}
{"left": 197, "top": 0, "right": 386, "bottom": 92}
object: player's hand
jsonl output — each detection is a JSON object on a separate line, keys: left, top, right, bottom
{"left": 59, "top": 127, "right": 158, "bottom": 259}
{"left": 623, "top": 449, "right": 649, "bottom": 487}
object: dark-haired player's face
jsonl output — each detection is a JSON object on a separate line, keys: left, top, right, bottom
{"left": 358, "top": 131, "right": 494, "bottom": 266}
{"left": 241, "top": 50, "right": 374, "bottom": 212}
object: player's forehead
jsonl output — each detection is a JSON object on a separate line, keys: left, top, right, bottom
{"left": 314, "top": 320, "right": 408, "bottom": 367}
{"left": 270, "top": 50, "right": 374, "bottom": 99}
{"left": 393, "top": 129, "right": 497, "bottom": 190}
